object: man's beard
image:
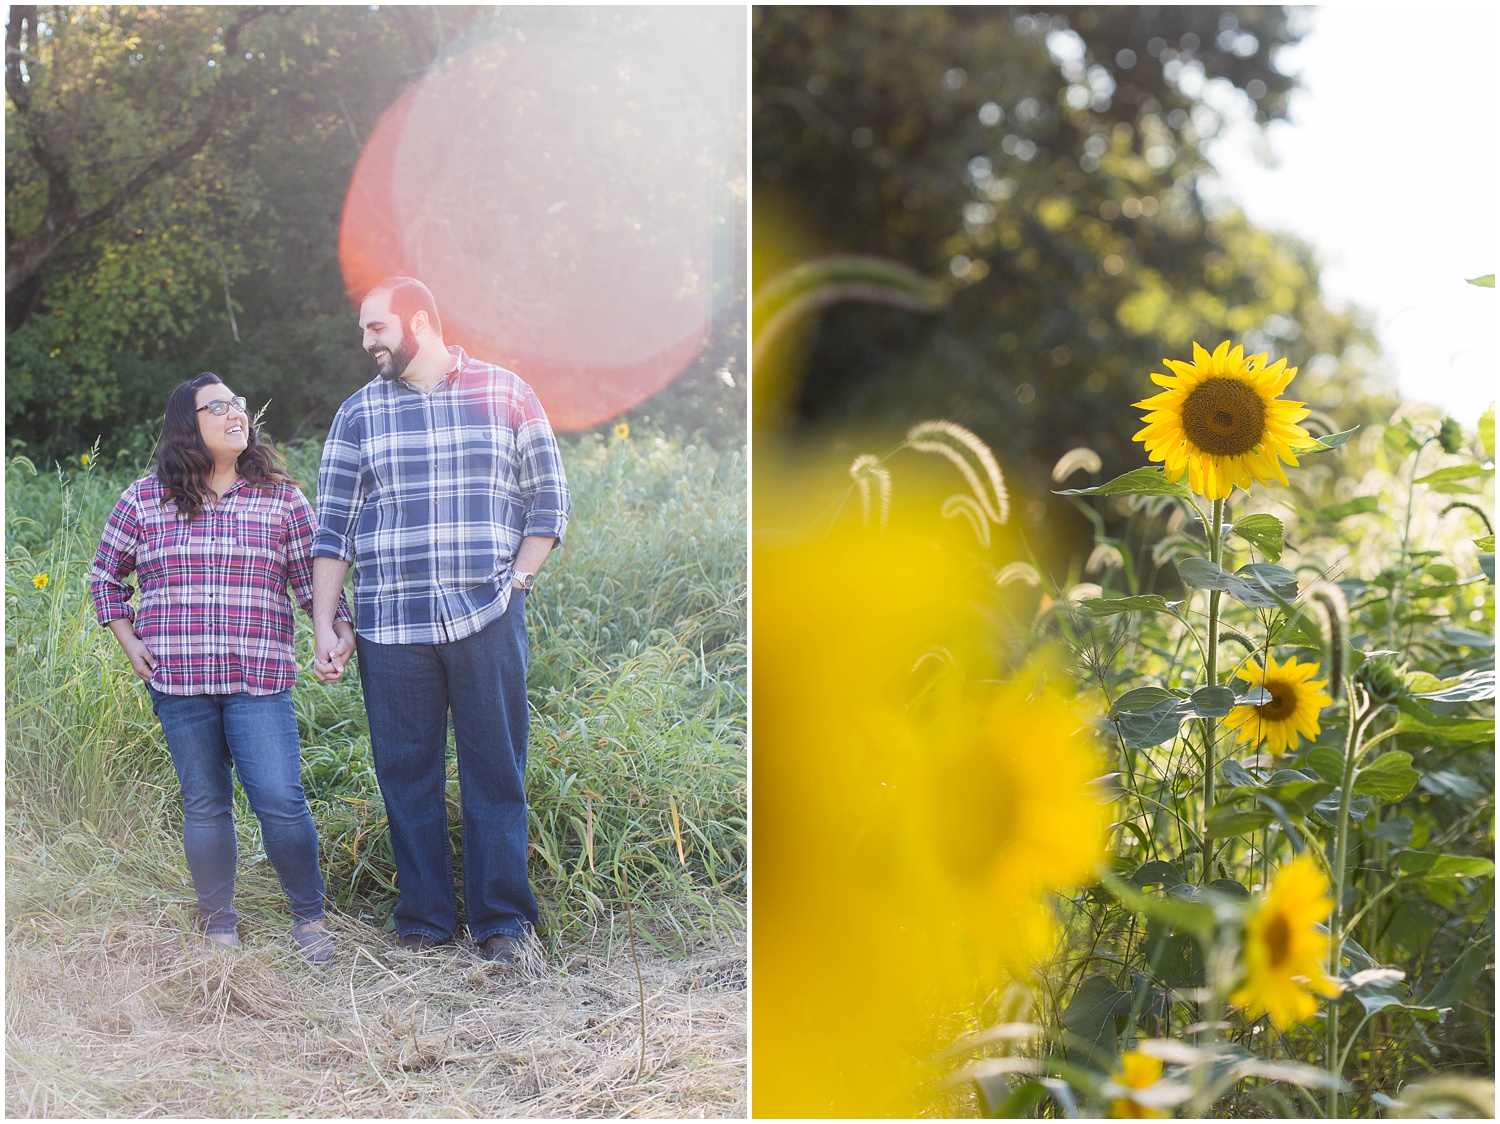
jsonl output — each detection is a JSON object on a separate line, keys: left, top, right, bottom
{"left": 372, "top": 332, "right": 419, "bottom": 381}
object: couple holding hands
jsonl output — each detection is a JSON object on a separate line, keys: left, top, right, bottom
{"left": 89, "top": 277, "right": 570, "bottom": 965}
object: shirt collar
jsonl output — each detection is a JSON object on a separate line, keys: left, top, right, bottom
{"left": 394, "top": 345, "right": 468, "bottom": 394}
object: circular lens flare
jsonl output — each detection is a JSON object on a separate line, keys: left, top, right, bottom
{"left": 340, "top": 11, "right": 742, "bottom": 428}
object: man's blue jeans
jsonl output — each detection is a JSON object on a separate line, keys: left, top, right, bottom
{"left": 148, "top": 687, "right": 326, "bottom": 933}
{"left": 355, "top": 590, "right": 536, "bottom": 943}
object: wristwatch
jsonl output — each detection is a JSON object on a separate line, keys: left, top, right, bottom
{"left": 513, "top": 571, "right": 537, "bottom": 592}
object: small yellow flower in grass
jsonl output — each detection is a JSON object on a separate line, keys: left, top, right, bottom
{"left": 1231, "top": 853, "right": 1343, "bottom": 1030}
{"left": 1222, "top": 654, "right": 1333, "bottom": 756}
{"left": 80, "top": 453, "right": 90, "bottom": 467}
{"left": 613, "top": 422, "right": 630, "bottom": 439}
{"left": 33, "top": 573, "right": 50, "bottom": 590}
{"left": 1133, "top": 341, "right": 1313, "bottom": 499}
{"left": 1111, "top": 1050, "right": 1170, "bottom": 1118}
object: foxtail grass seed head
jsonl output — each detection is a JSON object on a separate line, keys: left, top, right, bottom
{"left": 1133, "top": 341, "right": 1313, "bottom": 500}
{"left": 1052, "top": 445, "right": 1102, "bottom": 483}
{"left": 1222, "top": 654, "right": 1333, "bottom": 756}
{"left": 1354, "top": 653, "right": 1407, "bottom": 704}
{"left": 906, "top": 419, "right": 1010, "bottom": 524}
{"left": 849, "top": 453, "right": 892, "bottom": 529}
{"left": 1086, "top": 542, "right": 1126, "bottom": 574}
{"left": 995, "top": 560, "right": 1042, "bottom": 589}
{"left": 1231, "top": 854, "right": 1343, "bottom": 1030}
{"left": 1304, "top": 582, "right": 1350, "bottom": 701}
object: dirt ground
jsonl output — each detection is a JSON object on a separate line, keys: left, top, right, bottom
{"left": 5, "top": 912, "right": 747, "bottom": 1118}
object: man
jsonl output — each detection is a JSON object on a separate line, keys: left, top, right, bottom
{"left": 310, "top": 276, "right": 569, "bottom": 962}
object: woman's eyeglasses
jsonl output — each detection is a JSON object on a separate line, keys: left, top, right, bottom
{"left": 196, "top": 396, "right": 248, "bottom": 417}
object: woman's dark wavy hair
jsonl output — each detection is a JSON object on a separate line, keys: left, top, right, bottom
{"left": 157, "top": 372, "right": 292, "bottom": 520}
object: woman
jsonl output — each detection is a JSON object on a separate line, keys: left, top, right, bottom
{"left": 90, "top": 373, "right": 354, "bottom": 961}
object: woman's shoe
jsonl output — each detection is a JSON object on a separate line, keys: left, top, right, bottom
{"left": 291, "top": 919, "right": 335, "bottom": 964}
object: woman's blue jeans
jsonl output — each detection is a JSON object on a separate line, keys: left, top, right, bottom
{"left": 148, "top": 687, "right": 326, "bottom": 933}
{"left": 354, "top": 589, "right": 536, "bottom": 944}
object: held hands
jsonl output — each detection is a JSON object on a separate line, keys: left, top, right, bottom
{"left": 312, "top": 625, "right": 356, "bottom": 684}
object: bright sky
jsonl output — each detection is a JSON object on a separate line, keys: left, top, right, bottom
{"left": 1202, "top": 4, "right": 1497, "bottom": 426}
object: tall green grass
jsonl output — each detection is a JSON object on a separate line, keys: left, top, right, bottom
{"left": 5, "top": 431, "right": 746, "bottom": 949}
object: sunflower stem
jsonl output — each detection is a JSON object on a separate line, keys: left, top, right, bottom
{"left": 1202, "top": 497, "right": 1225, "bottom": 885}
{"left": 1389, "top": 436, "right": 1435, "bottom": 648}
{"left": 1326, "top": 687, "right": 1382, "bottom": 1115}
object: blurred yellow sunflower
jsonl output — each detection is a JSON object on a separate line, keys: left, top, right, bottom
{"left": 1222, "top": 654, "right": 1332, "bottom": 756}
{"left": 1231, "top": 853, "right": 1342, "bottom": 1030}
{"left": 1133, "top": 341, "right": 1312, "bottom": 500}
{"left": 1111, "top": 1050, "right": 1170, "bottom": 1119}
{"left": 613, "top": 422, "right": 630, "bottom": 439}
{"left": 32, "top": 573, "right": 49, "bottom": 590}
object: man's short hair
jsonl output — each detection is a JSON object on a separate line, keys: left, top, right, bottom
{"left": 367, "top": 276, "right": 443, "bottom": 338}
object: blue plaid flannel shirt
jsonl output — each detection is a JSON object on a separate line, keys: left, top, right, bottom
{"left": 313, "top": 346, "right": 570, "bottom": 645}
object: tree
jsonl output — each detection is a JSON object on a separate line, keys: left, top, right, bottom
{"left": 752, "top": 6, "right": 1383, "bottom": 494}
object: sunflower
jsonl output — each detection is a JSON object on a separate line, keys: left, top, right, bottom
{"left": 1222, "top": 654, "right": 1333, "bottom": 756}
{"left": 1110, "top": 1051, "right": 1170, "bottom": 1119}
{"left": 1133, "top": 341, "right": 1313, "bottom": 500}
{"left": 1231, "top": 853, "right": 1343, "bottom": 1030}
{"left": 32, "top": 573, "right": 49, "bottom": 590}
{"left": 613, "top": 422, "right": 630, "bottom": 439}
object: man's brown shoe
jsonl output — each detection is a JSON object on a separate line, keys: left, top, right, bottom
{"left": 397, "top": 933, "right": 437, "bottom": 952}
{"left": 479, "top": 934, "right": 520, "bottom": 963}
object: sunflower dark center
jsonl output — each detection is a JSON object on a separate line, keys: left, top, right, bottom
{"left": 1180, "top": 378, "right": 1267, "bottom": 456}
{"left": 1264, "top": 912, "right": 1292, "bottom": 968}
{"left": 1259, "top": 684, "right": 1295, "bottom": 720}
{"left": 1260, "top": 684, "right": 1296, "bottom": 720}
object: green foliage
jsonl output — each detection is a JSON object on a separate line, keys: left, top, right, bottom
{"left": 6, "top": 6, "right": 746, "bottom": 455}
{"left": 4, "top": 430, "right": 746, "bottom": 949}
{"left": 1029, "top": 406, "right": 1495, "bottom": 1115}
{"left": 753, "top": 4, "right": 1385, "bottom": 537}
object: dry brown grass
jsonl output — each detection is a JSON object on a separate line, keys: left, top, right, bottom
{"left": 5, "top": 913, "right": 746, "bottom": 1118}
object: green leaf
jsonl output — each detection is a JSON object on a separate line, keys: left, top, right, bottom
{"left": 1111, "top": 700, "right": 1188, "bottom": 749}
{"left": 1315, "top": 495, "right": 1381, "bottom": 522}
{"left": 1480, "top": 404, "right": 1494, "bottom": 459}
{"left": 1292, "top": 426, "right": 1359, "bottom": 455}
{"left": 1081, "top": 594, "right": 1179, "bottom": 616}
{"left": 1189, "top": 685, "right": 1236, "bottom": 717}
{"left": 1303, "top": 745, "right": 1346, "bottom": 784}
{"left": 1177, "top": 557, "right": 1230, "bottom": 590}
{"left": 1420, "top": 944, "right": 1488, "bottom": 1010}
{"left": 1394, "top": 852, "right": 1496, "bottom": 880}
{"left": 1054, "top": 465, "right": 1193, "bottom": 500}
{"left": 1466, "top": 274, "right": 1495, "bottom": 287}
{"left": 1476, "top": 535, "right": 1496, "bottom": 552}
{"left": 1178, "top": 559, "right": 1300, "bottom": 608}
{"left": 1384, "top": 424, "right": 1422, "bottom": 459}
{"left": 1061, "top": 974, "right": 1134, "bottom": 1055}
{"left": 1225, "top": 562, "right": 1300, "bottom": 608}
{"left": 1416, "top": 464, "right": 1493, "bottom": 486}
{"left": 1395, "top": 699, "right": 1496, "bottom": 744}
{"left": 1129, "top": 860, "right": 1187, "bottom": 890}
{"left": 1352, "top": 752, "right": 1420, "bottom": 803}
{"left": 1229, "top": 513, "right": 1284, "bottom": 561}
{"left": 1418, "top": 769, "right": 1488, "bottom": 803}
{"left": 1109, "top": 686, "right": 1178, "bottom": 715}
{"left": 1206, "top": 806, "right": 1276, "bottom": 838}
{"left": 1413, "top": 669, "right": 1494, "bottom": 703}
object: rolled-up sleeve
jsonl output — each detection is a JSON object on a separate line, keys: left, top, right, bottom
{"left": 515, "top": 386, "right": 570, "bottom": 544}
{"left": 313, "top": 403, "right": 364, "bottom": 562}
{"left": 286, "top": 486, "right": 353, "bottom": 622}
{"left": 90, "top": 487, "right": 142, "bottom": 626}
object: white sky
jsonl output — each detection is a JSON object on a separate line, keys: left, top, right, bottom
{"left": 1201, "top": 4, "right": 1497, "bottom": 426}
